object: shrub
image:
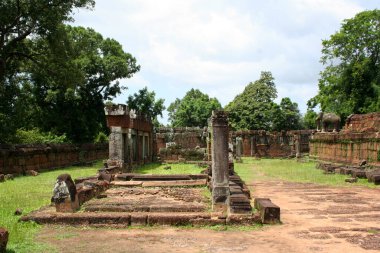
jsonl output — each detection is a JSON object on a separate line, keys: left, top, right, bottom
{"left": 14, "top": 128, "right": 68, "bottom": 144}
{"left": 94, "top": 132, "right": 109, "bottom": 143}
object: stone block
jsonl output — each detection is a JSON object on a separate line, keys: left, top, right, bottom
{"left": 0, "top": 174, "right": 4, "bottom": 183}
{"left": 130, "top": 213, "right": 148, "bottom": 226}
{"left": 373, "top": 175, "right": 380, "bottom": 185}
{"left": 254, "top": 198, "right": 281, "bottom": 224}
{"left": 55, "top": 197, "right": 79, "bottom": 213}
{"left": 0, "top": 228, "right": 8, "bottom": 253}
{"left": 345, "top": 178, "right": 357, "bottom": 183}
{"left": 25, "top": 170, "right": 38, "bottom": 176}
{"left": 351, "top": 170, "right": 367, "bottom": 178}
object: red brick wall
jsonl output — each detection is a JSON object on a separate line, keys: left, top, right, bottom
{"left": 0, "top": 143, "right": 108, "bottom": 175}
{"left": 344, "top": 112, "right": 380, "bottom": 133}
{"left": 309, "top": 132, "right": 380, "bottom": 167}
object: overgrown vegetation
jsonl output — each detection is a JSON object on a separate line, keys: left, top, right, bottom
{"left": 0, "top": 162, "right": 100, "bottom": 252}
{"left": 14, "top": 128, "right": 69, "bottom": 144}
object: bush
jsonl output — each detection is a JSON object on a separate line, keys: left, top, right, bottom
{"left": 14, "top": 128, "right": 69, "bottom": 144}
{"left": 94, "top": 132, "right": 109, "bottom": 143}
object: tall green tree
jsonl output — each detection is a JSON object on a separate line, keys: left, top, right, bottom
{"left": 0, "top": 0, "right": 94, "bottom": 143}
{"left": 272, "top": 97, "right": 302, "bottom": 131}
{"left": 308, "top": 10, "right": 380, "bottom": 119}
{"left": 225, "top": 71, "right": 277, "bottom": 130}
{"left": 168, "top": 88, "right": 222, "bottom": 127}
{"left": 302, "top": 109, "right": 318, "bottom": 129}
{"left": 127, "top": 87, "right": 165, "bottom": 127}
{"left": 28, "top": 25, "right": 140, "bottom": 143}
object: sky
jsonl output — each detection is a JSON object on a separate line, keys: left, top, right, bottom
{"left": 72, "top": 0, "right": 380, "bottom": 124}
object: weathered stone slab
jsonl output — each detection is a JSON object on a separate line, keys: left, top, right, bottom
{"left": 147, "top": 213, "right": 210, "bottom": 226}
{"left": 0, "top": 174, "right": 4, "bottom": 183}
{"left": 254, "top": 198, "right": 280, "bottom": 224}
{"left": 110, "top": 181, "right": 143, "bottom": 187}
{"left": 132, "top": 175, "right": 192, "bottom": 181}
{"left": 113, "top": 173, "right": 139, "bottom": 181}
{"left": 373, "top": 175, "right": 380, "bottom": 185}
{"left": 130, "top": 213, "right": 147, "bottom": 226}
{"left": 345, "top": 178, "right": 358, "bottom": 183}
{"left": 351, "top": 169, "right": 367, "bottom": 178}
{"left": 74, "top": 175, "right": 98, "bottom": 184}
{"left": 0, "top": 228, "right": 8, "bottom": 253}
{"left": 142, "top": 179, "right": 207, "bottom": 187}
{"left": 226, "top": 214, "right": 260, "bottom": 225}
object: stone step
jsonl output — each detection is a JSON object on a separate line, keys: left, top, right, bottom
{"left": 141, "top": 179, "right": 207, "bottom": 187}
{"left": 85, "top": 204, "right": 206, "bottom": 213}
{"left": 131, "top": 175, "right": 192, "bottom": 181}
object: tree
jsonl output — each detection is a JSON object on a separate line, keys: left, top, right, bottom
{"left": 272, "top": 97, "right": 302, "bottom": 131}
{"left": 27, "top": 25, "right": 140, "bottom": 143}
{"left": 127, "top": 87, "right": 165, "bottom": 127}
{"left": 308, "top": 10, "right": 380, "bottom": 120}
{"left": 0, "top": 0, "right": 94, "bottom": 80}
{"left": 168, "top": 88, "right": 222, "bottom": 127}
{"left": 0, "top": 0, "right": 95, "bottom": 143}
{"left": 225, "top": 71, "right": 277, "bottom": 130}
{"left": 302, "top": 109, "right": 318, "bottom": 129}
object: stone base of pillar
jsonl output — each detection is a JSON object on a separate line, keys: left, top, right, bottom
{"left": 55, "top": 196, "right": 80, "bottom": 213}
{"left": 212, "top": 186, "right": 229, "bottom": 210}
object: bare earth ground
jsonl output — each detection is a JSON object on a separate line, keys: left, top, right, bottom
{"left": 37, "top": 171, "right": 380, "bottom": 253}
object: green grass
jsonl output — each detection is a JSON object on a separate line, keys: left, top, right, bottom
{"left": 133, "top": 162, "right": 203, "bottom": 175}
{"left": 0, "top": 161, "right": 100, "bottom": 253}
{"left": 234, "top": 157, "right": 378, "bottom": 188}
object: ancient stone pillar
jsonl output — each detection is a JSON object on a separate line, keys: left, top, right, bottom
{"left": 108, "top": 126, "right": 123, "bottom": 168}
{"left": 210, "top": 111, "right": 230, "bottom": 210}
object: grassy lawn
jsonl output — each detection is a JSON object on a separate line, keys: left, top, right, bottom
{"left": 1, "top": 158, "right": 377, "bottom": 252}
{"left": 0, "top": 161, "right": 100, "bottom": 253}
{"left": 133, "top": 162, "right": 203, "bottom": 174}
{"left": 234, "top": 157, "right": 378, "bottom": 188}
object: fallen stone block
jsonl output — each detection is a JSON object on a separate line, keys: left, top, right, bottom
{"left": 98, "top": 172, "right": 112, "bottom": 183}
{"left": 4, "top": 174, "right": 14, "bottom": 180}
{"left": 26, "top": 170, "right": 38, "bottom": 176}
{"left": 254, "top": 198, "right": 280, "bottom": 224}
{"left": 373, "top": 175, "right": 380, "bottom": 185}
{"left": 0, "top": 228, "right": 8, "bottom": 253}
{"left": 226, "top": 214, "right": 260, "bottom": 225}
{"left": 114, "top": 173, "right": 139, "bottom": 181}
{"left": 352, "top": 170, "right": 367, "bottom": 179}
{"left": 345, "top": 178, "right": 358, "bottom": 183}
{"left": 0, "top": 174, "right": 4, "bottom": 183}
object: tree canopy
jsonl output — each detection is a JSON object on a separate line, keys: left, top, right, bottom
{"left": 168, "top": 88, "right": 222, "bottom": 127}
{"left": 225, "top": 71, "right": 277, "bottom": 130}
{"left": 271, "top": 97, "right": 303, "bottom": 131}
{"left": 308, "top": 10, "right": 380, "bottom": 119}
{"left": 127, "top": 87, "right": 165, "bottom": 127}
{"left": 0, "top": 0, "right": 140, "bottom": 144}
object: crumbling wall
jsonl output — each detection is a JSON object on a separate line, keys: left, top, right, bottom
{"left": 0, "top": 143, "right": 108, "bottom": 175}
{"left": 155, "top": 127, "right": 207, "bottom": 161}
{"left": 310, "top": 113, "right": 380, "bottom": 167}
{"left": 231, "top": 130, "right": 312, "bottom": 158}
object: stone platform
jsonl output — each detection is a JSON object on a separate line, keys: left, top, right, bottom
{"left": 22, "top": 173, "right": 259, "bottom": 226}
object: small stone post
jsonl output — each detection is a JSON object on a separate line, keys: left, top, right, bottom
{"left": 235, "top": 137, "right": 243, "bottom": 163}
{"left": 210, "top": 111, "right": 230, "bottom": 211}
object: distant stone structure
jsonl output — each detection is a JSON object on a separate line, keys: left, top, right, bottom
{"left": 105, "top": 104, "right": 153, "bottom": 170}
{"left": 310, "top": 112, "right": 380, "bottom": 167}
{"left": 154, "top": 127, "right": 207, "bottom": 162}
{"left": 230, "top": 130, "right": 312, "bottom": 158}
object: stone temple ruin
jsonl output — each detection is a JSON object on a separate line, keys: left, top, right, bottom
{"left": 310, "top": 112, "right": 380, "bottom": 185}
{"left": 22, "top": 108, "right": 281, "bottom": 226}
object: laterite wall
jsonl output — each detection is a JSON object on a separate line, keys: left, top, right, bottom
{"left": 0, "top": 143, "right": 108, "bottom": 175}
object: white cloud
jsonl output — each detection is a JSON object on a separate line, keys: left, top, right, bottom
{"left": 72, "top": 0, "right": 378, "bottom": 124}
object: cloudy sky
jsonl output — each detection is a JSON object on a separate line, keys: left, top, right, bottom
{"left": 72, "top": 0, "right": 379, "bottom": 124}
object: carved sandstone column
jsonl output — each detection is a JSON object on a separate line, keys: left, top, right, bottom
{"left": 210, "top": 111, "right": 230, "bottom": 210}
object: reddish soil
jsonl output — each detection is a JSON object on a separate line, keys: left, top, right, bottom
{"left": 37, "top": 172, "right": 380, "bottom": 253}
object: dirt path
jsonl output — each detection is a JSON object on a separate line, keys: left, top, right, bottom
{"left": 38, "top": 171, "right": 380, "bottom": 253}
